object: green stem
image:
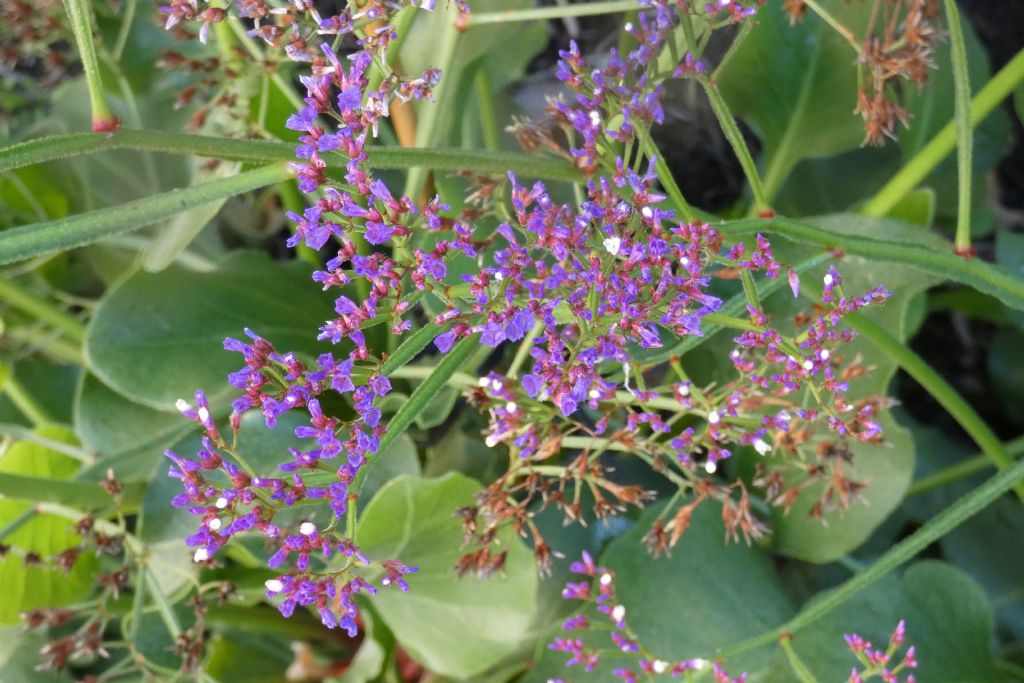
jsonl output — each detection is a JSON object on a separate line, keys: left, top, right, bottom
{"left": 699, "top": 77, "right": 770, "bottom": 215}
{"left": 845, "top": 310, "right": 1024, "bottom": 502}
{"left": 467, "top": 0, "right": 639, "bottom": 25}
{"left": 779, "top": 636, "right": 821, "bottom": 683}
{"left": 906, "top": 435, "right": 1024, "bottom": 498}
{"left": 0, "top": 277, "right": 86, "bottom": 343}
{"left": 714, "top": 456, "right": 1024, "bottom": 661}
{"left": 801, "top": 0, "right": 859, "bottom": 51}
{"left": 0, "top": 423, "right": 94, "bottom": 461}
{"left": 112, "top": 0, "right": 137, "bottom": 60}
{"left": 943, "top": 0, "right": 974, "bottom": 254}
{"left": 475, "top": 67, "right": 501, "bottom": 152}
{"left": 62, "top": 0, "right": 119, "bottom": 131}
{"left": 636, "top": 126, "right": 697, "bottom": 222}
{"left": 0, "top": 165, "right": 292, "bottom": 265}
{"left": 0, "top": 366, "right": 52, "bottom": 426}
{"left": 0, "top": 130, "right": 583, "bottom": 182}
{"left": 143, "top": 568, "right": 183, "bottom": 638}
{"left": 720, "top": 216, "right": 1024, "bottom": 311}
{"left": 863, "top": 47, "right": 1024, "bottom": 217}
{"left": 380, "top": 323, "right": 444, "bottom": 375}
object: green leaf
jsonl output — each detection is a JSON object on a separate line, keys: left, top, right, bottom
{"left": 763, "top": 562, "right": 999, "bottom": 682}
{"left": 717, "top": 1, "right": 868, "bottom": 198}
{"left": 204, "top": 632, "right": 293, "bottom": 683}
{"left": 884, "top": 188, "right": 937, "bottom": 228}
{"left": 759, "top": 216, "right": 943, "bottom": 562}
{"left": 143, "top": 159, "right": 241, "bottom": 272}
{"left": 413, "top": 385, "right": 459, "bottom": 429}
{"left": 356, "top": 473, "right": 538, "bottom": 679}
{"left": 0, "top": 360, "right": 81, "bottom": 427}
{"left": 0, "top": 425, "right": 99, "bottom": 624}
{"left": 603, "top": 503, "right": 794, "bottom": 671}
{"left": 74, "top": 372, "right": 184, "bottom": 458}
{"left": 0, "top": 164, "right": 290, "bottom": 265}
{"left": 524, "top": 503, "right": 794, "bottom": 682}
{"left": 356, "top": 432, "right": 421, "bottom": 514}
{"left": 85, "top": 250, "right": 334, "bottom": 410}
{"left": 0, "top": 129, "right": 582, "bottom": 181}
{"left": 940, "top": 496, "right": 1024, "bottom": 640}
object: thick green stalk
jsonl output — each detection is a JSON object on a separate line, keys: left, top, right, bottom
{"left": 0, "top": 129, "right": 583, "bottom": 181}
{"left": 943, "top": 0, "right": 974, "bottom": 254}
{"left": 63, "top": 0, "right": 119, "bottom": 131}
{"left": 0, "top": 165, "right": 291, "bottom": 265}
{"left": 714, "top": 456, "right": 1024, "bottom": 661}
{"left": 721, "top": 216, "right": 1024, "bottom": 311}
{"left": 0, "top": 277, "right": 87, "bottom": 343}
{"left": 863, "top": 47, "right": 1024, "bottom": 217}
{"left": 468, "top": 1, "right": 639, "bottom": 25}
{"left": 699, "top": 78, "right": 770, "bottom": 215}
{"left": 780, "top": 636, "right": 821, "bottom": 683}
{"left": 906, "top": 435, "right": 1024, "bottom": 498}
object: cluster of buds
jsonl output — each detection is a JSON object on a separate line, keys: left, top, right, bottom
{"left": 457, "top": 261, "right": 891, "bottom": 571}
{"left": 159, "top": 0, "right": 896, "bottom": 642}
{"left": 548, "top": 551, "right": 747, "bottom": 682}
{"left": 783, "top": 0, "right": 940, "bottom": 145}
{"left": 0, "top": 0, "right": 71, "bottom": 93}
{"left": 169, "top": 382, "right": 416, "bottom": 634}
{"left": 845, "top": 620, "right": 918, "bottom": 683}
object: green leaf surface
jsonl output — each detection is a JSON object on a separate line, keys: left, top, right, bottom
{"left": 204, "top": 632, "right": 292, "bottom": 683}
{"left": 0, "top": 360, "right": 81, "bottom": 427}
{"left": 717, "top": 1, "right": 868, "bottom": 197}
{"left": 356, "top": 473, "right": 538, "bottom": 679}
{"left": 143, "top": 159, "right": 241, "bottom": 272}
{"left": 74, "top": 372, "right": 185, "bottom": 458}
{"left": 85, "top": 250, "right": 334, "bottom": 410}
{"left": 763, "top": 562, "right": 999, "bottom": 682}
{"left": 0, "top": 426, "right": 98, "bottom": 624}
{"left": 603, "top": 503, "right": 794, "bottom": 671}
{"left": 524, "top": 503, "right": 794, "bottom": 682}
{"left": 0, "top": 627, "right": 73, "bottom": 682}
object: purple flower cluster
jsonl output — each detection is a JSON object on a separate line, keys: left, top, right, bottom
{"left": 160, "top": 0, "right": 894, "bottom": 642}
{"left": 845, "top": 621, "right": 918, "bottom": 683}
{"left": 548, "top": 551, "right": 747, "bottom": 682}
{"left": 160, "top": 0, "right": 444, "bottom": 635}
